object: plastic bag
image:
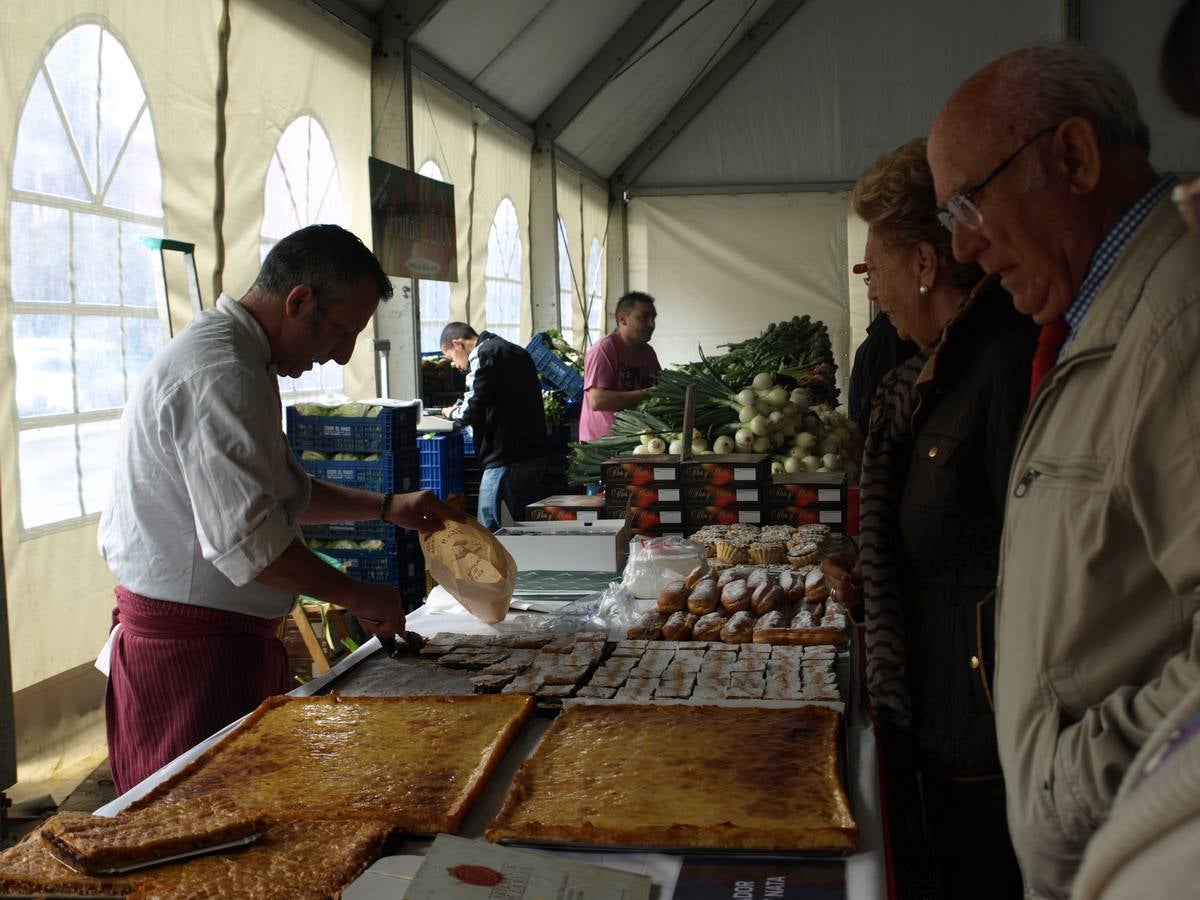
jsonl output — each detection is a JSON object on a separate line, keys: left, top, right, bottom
{"left": 621, "top": 535, "right": 706, "bottom": 600}
{"left": 510, "top": 580, "right": 642, "bottom": 640}
{"left": 419, "top": 517, "right": 517, "bottom": 624}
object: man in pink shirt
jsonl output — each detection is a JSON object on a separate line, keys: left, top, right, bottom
{"left": 580, "top": 291, "right": 661, "bottom": 441}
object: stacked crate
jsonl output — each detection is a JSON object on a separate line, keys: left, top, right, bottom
{"left": 601, "top": 454, "right": 772, "bottom": 536}
{"left": 763, "top": 471, "right": 848, "bottom": 532}
{"left": 462, "top": 426, "right": 481, "bottom": 517}
{"left": 418, "top": 431, "right": 465, "bottom": 500}
{"left": 286, "top": 404, "right": 426, "bottom": 611}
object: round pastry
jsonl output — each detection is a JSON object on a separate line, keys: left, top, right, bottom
{"left": 692, "top": 611, "right": 728, "bottom": 642}
{"left": 720, "top": 610, "right": 755, "bottom": 643}
{"left": 751, "top": 583, "right": 786, "bottom": 617}
{"left": 755, "top": 609, "right": 786, "bottom": 631}
{"left": 720, "top": 579, "right": 751, "bottom": 615}
{"left": 790, "top": 607, "right": 816, "bottom": 629}
{"left": 804, "top": 567, "right": 829, "bottom": 602}
{"left": 746, "top": 568, "right": 773, "bottom": 593}
{"left": 748, "top": 541, "right": 785, "bottom": 565}
{"left": 687, "top": 579, "right": 719, "bottom": 615}
{"left": 657, "top": 579, "right": 688, "bottom": 614}
{"left": 627, "top": 610, "right": 665, "bottom": 640}
{"left": 778, "top": 570, "right": 806, "bottom": 605}
{"left": 717, "top": 565, "right": 751, "bottom": 588}
{"left": 683, "top": 565, "right": 708, "bottom": 591}
{"left": 662, "top": 611, "right": 698, "bottom": 641}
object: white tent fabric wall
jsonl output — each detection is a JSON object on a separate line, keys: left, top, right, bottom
{"left": 627, "top": 191, "right": 852, "bottom": 402}
{"left": 0, "top": 0, "right": 223, "bottom": 782}
{"left": 554, "top": 161, "right": 610, "bottom": 349}
{"left": 412, "top": 73, "right": 475, "bottom": 331}
{"left": 225, "top": 0, "right": 376, "bottom": 402}
{"left": 1082, "top": 0, "right": 1200, "bottom": 172}
{"left": 634, "top": 0, "right": 1062, "bottom": 188}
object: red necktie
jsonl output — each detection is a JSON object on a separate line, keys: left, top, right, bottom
{"left": 1030, "top": 319, "right": 1070, "bottom": 401}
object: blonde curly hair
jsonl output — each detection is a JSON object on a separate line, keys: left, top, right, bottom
{"left": 851, "top": 138, "right": 979, "bottom": 290}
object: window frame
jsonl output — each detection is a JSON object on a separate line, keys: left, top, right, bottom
{"left": 483, "top": 195, "right": 522, "bottom": 342}
{"left": 8, "top": 19, "right": 166, "bottom": 537}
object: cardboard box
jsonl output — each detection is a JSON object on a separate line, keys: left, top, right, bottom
{"left": 761, "top": 473, "right": 846, "bottom": 527}
{"left": 496, "top": 519, "right": 630, "bottom": 572}
{"left": 680, "top": 454, "right": 770, "bottom": 487}
{"left": 761, "top": 506, "right": 844, "bottom": 526}
{"left": 764, "top": 471, "right": 848, "bottom": 507}
{"left": 604, "top": 483, "right": 683, "bottom": 509}
{"left": 600, "top": 456, "right": 680, "bottom": 487}
{"left": 619, "top": 507, "right": 686, "bottom": 531}
{"left": 683, "top": 505, "right": 764, "bottom": 527}
{"left": 525, "top": 494, "right": 605, "bottom": 522}
{"left": 680, "top": 483, "right": 762, "bottom": 507}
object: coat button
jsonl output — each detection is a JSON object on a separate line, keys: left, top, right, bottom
{"left": 969, "top": 655, "right": 980, "bottom": 669}
{"left": 928, "top": 446, "right": 939, "bottom": 459}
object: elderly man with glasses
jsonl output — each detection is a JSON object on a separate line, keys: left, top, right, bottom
{"left": 927, "top": 43, "right": 1200, "bottom": 900}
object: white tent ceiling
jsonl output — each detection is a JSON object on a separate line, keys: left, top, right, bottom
{"left": 310, "top": 0, "right": 1198, "bottom": 190}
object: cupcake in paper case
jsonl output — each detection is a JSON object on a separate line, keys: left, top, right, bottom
{"left": 716, "top": 540, "right": 749, "bottom": 565}
{"left": 786, "top": 540, "right": 821, "bottom": 568}
{"left": 748, "top": 541, "right": 785, "bottom": 565}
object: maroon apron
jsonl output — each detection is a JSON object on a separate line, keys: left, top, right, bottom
{"left": 105, "top": 586, "right": 292, "bottom": 795}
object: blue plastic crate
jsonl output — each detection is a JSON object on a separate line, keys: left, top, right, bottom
{"left": 418, "top": 432, "right": 465, "bottom": 499}
{"left": 462, "top": 426, "right": 476, "bottom": 456}
{"left": 312, "top": 532, "right": 424, "bottom": 587}
{"left": 301, "top": 520, "right": 403, "bottom": 543}
{"left": 526, "top": 332, "right": 584, "bottom": 405}
{"left": 299, "top": 449, "right": 420, "bottom": 494}
{"left": 286, "top": 404, "right": 418, "bottom": 453}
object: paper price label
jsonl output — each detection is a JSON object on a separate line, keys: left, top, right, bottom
{"left": 818, "top": 489, "right": 841, "bottom": 502}
{"left": 661, "top": 510, "right": 683, "bottom": 524}
{"left": 653, "top": 467, "right": 677, "bottom": 481}
{"left": 819, "top": 510, "right": 843, "bottom": 524}
{"left": 740, "top": 510, "right": 762, "bottom": 523}
{"left": 659, "top": 489, "right": 681, "bottom": 502}
{"left": 734, "top": 467, "right": 755, "bottom": 480}
{"left": 735, "top": 489, "right": 759, "bottom": 502}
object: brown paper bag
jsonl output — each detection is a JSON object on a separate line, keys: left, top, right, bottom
{"left": 419, "top": 517, "right": 517, "bottom": 624}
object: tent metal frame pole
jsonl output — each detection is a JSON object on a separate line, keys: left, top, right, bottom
{"left": 627, "top": 181, "right": 853, "bottom": 198}
{"left": 302, "top": 0, "right": 380, "bottom": 40}
{"left": 534, "top": 0, "right": 685, "bottom": 142}
{"left": 408, "top": 47, "right": 535, "bottom": 144}
{"left": 555, "top": 148, "right": 608, "bottom": 195}
{"left": 379, "top": 0, "right": 451, "bottom": 42}
{"left": 612, "top": 0, "right": 807, "bottom": 193}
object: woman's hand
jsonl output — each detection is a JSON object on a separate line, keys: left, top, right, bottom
{"left": 821, "top": 550, "right": 862, "bottom": 609}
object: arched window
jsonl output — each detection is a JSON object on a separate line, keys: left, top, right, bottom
{"left": 585, "top": 237, "right": 604, "bottom": 346}
{"left": 556, "top": 217, "right": 573, "bottom": 346}
{"left": 417, "top": 159, "right": 451, "bottom": 352}
{"left": 484, "top": 197, "right": 521, "bottom": 342}
{"left": 9, "top": 23, "right": 164, "bottom": 530}
{"left": 260, "top": 115, "right": 346, "bottom": 399}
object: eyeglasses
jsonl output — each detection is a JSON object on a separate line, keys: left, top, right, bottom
{"left": 937, "top": 124, "right": 1059, "bottom": 233}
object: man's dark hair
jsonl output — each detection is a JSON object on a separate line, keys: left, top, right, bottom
{"left": 254, "top": 225, "right": 393, "bottom": 324}
{"left": 1162, "top": 0, "right": 1200, "bottom": 116}
{"left": 615, "top": 291, "right": 655, "bottom": 321}
{"left": 439, "top": 322, "right": 478, "bottom": 349}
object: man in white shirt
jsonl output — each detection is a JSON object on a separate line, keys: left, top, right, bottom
{"left": 99, "top": 224, "right": 462, "bottom": 794}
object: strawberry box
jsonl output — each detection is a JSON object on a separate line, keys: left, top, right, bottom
{"left": 679, "top": 454, "right": 770, "bottom": 488}
{"left": 604, "top": 483, "right": 683, "bottom": 509}
{"left": 681, "top": 505, "right": 764, "bottom": 527}
{"left": 600, "top": 456, "right": 681, "bottom": 487}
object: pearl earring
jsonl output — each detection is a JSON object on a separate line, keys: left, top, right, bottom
{"left": 919, "top": 284, "right": 930, "bottom": 296}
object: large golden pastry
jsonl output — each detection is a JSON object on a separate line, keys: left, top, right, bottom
{"left": 0, "top": 819, "right": 390, "bottom": 899}
{"left": 486, "top": 703, "right": 857, "bottom": 852}
{"left": 39, "top": 803, "right": 261, "bottom": 874}
{"left": 131, "top": 693, "right": 533, "bottom": 835}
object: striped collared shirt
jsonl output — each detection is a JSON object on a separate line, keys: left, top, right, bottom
{"left": 1059, "top": 175, "right": 1178, "bottom": 360}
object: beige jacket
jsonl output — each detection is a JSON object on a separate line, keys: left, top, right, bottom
{"left": 1070, "top": 680, "right": 1200, "bottom": 900}
{"left": 994, "top": 195, "right": 1200, "bottom": 900}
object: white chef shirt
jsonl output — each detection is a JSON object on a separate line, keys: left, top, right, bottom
{"left": 99, "top": 295, "right": 311, "bottom": 618}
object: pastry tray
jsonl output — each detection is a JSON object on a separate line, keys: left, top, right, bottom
{"left": 493, "top": 839, "right": 854, "bottom": 860}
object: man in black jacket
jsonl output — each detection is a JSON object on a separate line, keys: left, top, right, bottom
{"left": 440, "top": 323, "right": 548, "bottom": 530}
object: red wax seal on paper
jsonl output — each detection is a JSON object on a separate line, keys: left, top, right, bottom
{"left": 447, "top": 864, "right": 503, "bottom": 886}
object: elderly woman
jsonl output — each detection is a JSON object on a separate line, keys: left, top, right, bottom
{"left": 828, "top": 138, "right": 1036, "bottom": 899}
